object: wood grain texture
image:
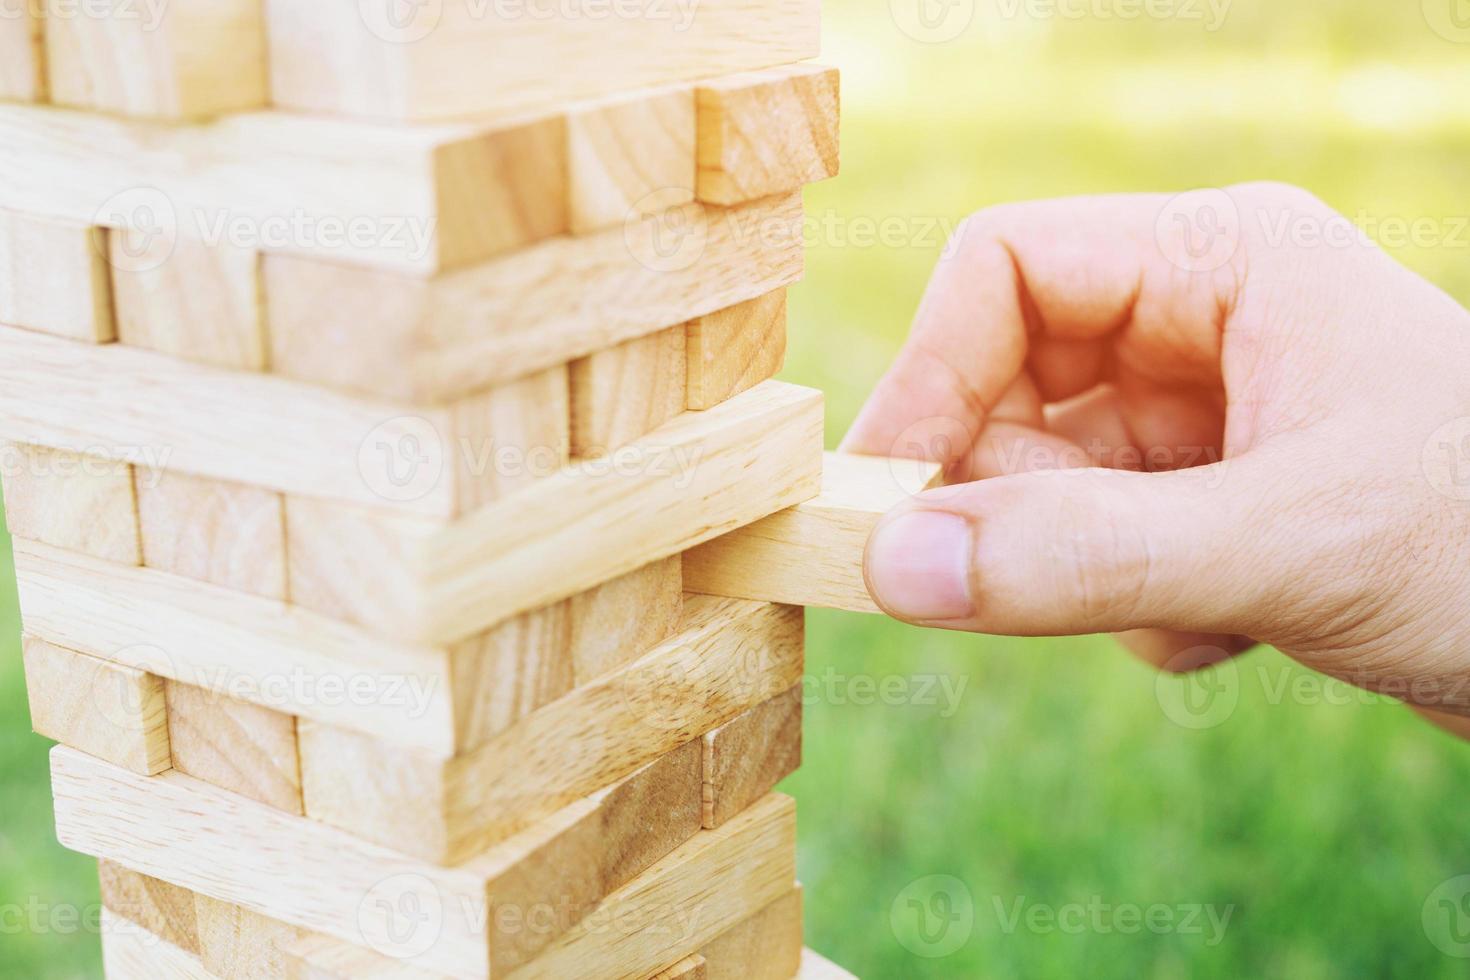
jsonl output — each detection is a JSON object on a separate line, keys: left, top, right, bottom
{"left": 684, "top": 452, "right": 944, "bottom": 613}
{"left": 0, "top": 103, "right": 565, "bottom": 273}
{"left": 99, "top": 861, "right": 201, "bottom": 955}
{"left": 284, "top": 933, "right": 450, "bottom": 979}
{"left": 195, "top": 892, "right": 306, "bottom": 979}
{"left": 0, "top": 208, "right": 113, "bottom": 341}
{"left": 12, "top": 540, "right": 459, "bottom": 755}
{"left": 0, "top": 3, "right": 46, "bottom": 101}
{"left": 112, "top": 237, "right": 266, "bottom": 370}
{"left": 570, "top": 326, "right": 687, "bottom": 458}
{"left": 702, "top": 684, "right": 801, "bottom": 829}
{"left": 686, "top": 288, "right": 787, "bottom": 410}
{"left": 279, "top": 380, "right": 822, "bottom": 645}
{"left": 0, "top": 443, "right": 141, "bottom": 564}
{"left": 568, "top": 85, "right": 695, "bottom": 233}
{"left": 266, "top": 0, "right": 820, "bottom": 121}
{"left": 697, "top": 64, "right": 839, "bottom": 205}
{"left": 446, "top": 603, "right": 575, "bottom": 752}
{"left": 297, "top": 597, "right": 803, "bottom": 863}
{"left": 0, "top": 327, "right": 564, "bottom": 518}
{"left": 653, "top": 957, "right": 708, "bottom": 980}
{"left": 136, "top": 470, "right": 288, "bottom": 600}
{"left": 22, "top": 636, "right": 169, "bottom": 775}
{"left": 165, "top": 681, "right": 303, "bottom": 814}
{"left": 43, "top": 0, "right": 266, "bottom": 119}
{"left": 703, "top": 887, "right": 803, "bottom": 980}
{"left": 100, "top": 908, "right": 214, "bottom": 980}
{"left": 567, "top": 556, "right": 683, "bottom": 685}
{"left": 264, "top": 192, "right": 805, "bottom": 404}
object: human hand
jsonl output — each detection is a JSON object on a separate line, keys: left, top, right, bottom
{"left": 846, "top": 182, "right": 1470, "bottom": 717}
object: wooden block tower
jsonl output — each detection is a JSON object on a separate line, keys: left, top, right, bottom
{"left": 0, "top": 2, "right": 923, "bottom": 976}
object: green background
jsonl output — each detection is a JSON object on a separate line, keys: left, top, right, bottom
{"left": 4, "top": 2, "right": 1470, "bottom": 976}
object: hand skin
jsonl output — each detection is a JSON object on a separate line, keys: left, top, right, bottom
{"left": 845, "top": 182, "right": 1470, "bottom": 730}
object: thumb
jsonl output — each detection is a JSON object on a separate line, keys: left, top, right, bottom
{"left": 863, "top": 458, "right": 1297, "bottom": 638}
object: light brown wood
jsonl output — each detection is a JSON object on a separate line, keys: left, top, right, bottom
{"left": 264, "top": 192, "right": 805, "bottom": 404}
{"left": 100, "top": 908, "right": 214, "bottom": 980}
{"left": 136, "top": 470, "right": 288, "bottom": 600}
{"left": 195, "top": 893, "right": 306, "bottom": 979}
{"left": 685, "top": 452, "right": 944, "bottom": 613}
{"left": 1, "top": 443, "right": 141, "bottom": 564}
{"left": 0, "top": 208, "right": 113, "bottom": 341}
{"left": 284, "top": 932, "right": 450, "bottom": 979}
{"left": 653, "top": 956, "right": 708, "bottom": 980}
{"left": 0, "top": 103, "right": 566, "bottom": 274}
{"left": 567, "top": 556, "right": 684, "bottom": 685}
{"left": 99, "top": 861, "right": 201, "bottom": 955}
{"left": 570, "top": 326, "right": 688, "bottom": 458}
{"left": 0, "top": 2, "right": 46, "bottom": 101}
{"left": 702, "top": 887, "right": 803, "bottom": 980}
{"left": 265, "top": 0, "right": 820, "bottom": 121}
{"left": 568, "top": 85, "right": 695, "bottom": 233}
{"left": 112, "top": 236, "right": 267, "bottom": 370}
{"left": 686, "top": 289, "right": 788, "bottom": 410}
{"left": 297, "top": 597, "right": 803, "bottom": 863}
{"left": 697, "top": 64, "right": 840, "bottom": 205}
{"left": 447, "top": 603, "right": 575, "bottom": 752}
{"left": 0, "top": 327, "right": 567, "bottom": 518}
{"left": 703, "top": 684, "right": 802, "bottom": 829}
{"left": 22, "top": 636, "right": 169, "bottom": 775}
{"left": 165, "top": 681, "right": 303, "bottom": 814}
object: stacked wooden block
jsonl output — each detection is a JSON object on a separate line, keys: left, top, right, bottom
{"left": 0, "top": 1, "right": 909, "bottom": 977}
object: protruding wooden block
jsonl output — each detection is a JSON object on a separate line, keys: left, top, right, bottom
{"left": 43, "top": 0, "right": 266, "bottom": 119}
{"left": 568, "top": 556, "right": 684, "bottom": 684}
{"left": 297, "top": 598, "right": 803, "bottom": 863}
{"left": 570, "top": 326, "right": 687, "bottom": 458}
{"left": 685, "top": 452, "right": 943, "bottom": 613}
{"left": 0, "top": 2, "right": 45, "bottom": 101}
{"left": 136, "top": 470, "right": 288, "bottom": 600}
{"left": 686, "top": 289, "right": 788, "bottom": 410}
{"left": 0, "top": 209, "right": 112, "bottom": 341}
{"left": 112, "top": 237, "right": 266, "bottom": 370}
{"left": 703, "top": 887, "right": 804, "bottom": 980}
{"left": 99, "top": 861, "right": 200, "bottom": 955}
{"left": 165, "top": 681, "right": 303, "bottom": 814}
{"left": 568, "top": 85, "right": 695, "bottom": 234}
{"left": 1, "top": 443, "right": 141, "bottom": 564}
{"left": 22, "top": 637, "right": 170, "bottom": 776}
{"left": 697, "top": 64, "right": 839, "bottom": 205}
{"left": 703, "top": 685, "right": 802, "bottom": 829}
{"left": 264, "top": 192, "right": 805, "bottom": 404}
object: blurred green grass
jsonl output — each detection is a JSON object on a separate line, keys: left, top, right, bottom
{"left": 5, "top": 2, "right": 1470, "bottom": 977}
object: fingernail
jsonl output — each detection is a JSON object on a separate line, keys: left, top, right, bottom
{"left": 865, "top": 510, "right": 976, "bottom": 621}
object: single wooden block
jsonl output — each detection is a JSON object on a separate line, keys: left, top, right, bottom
{"left": 798, "top": 949, "right": 858, "bottom": 979}
{"left": 52, "top": 744, "right": 721, "bottom": 980}
{"left": 99, "top": 861, "right": 201, "bottom": 955}
{"left": 0, "top": 327, "right": 567, "bottom": 518}
{"left": 278, "top": 380, "right": 822, "bottom": 645}
{"left": 136, "top": 470, "right": 288, "bottom": 600}
{"left": 297, "top": 597, "right": 803, "bottom": 863}
{"left": 685, "top": 452, "right": 944, "bottom": 613}
{"left": 22, "top": 636, "right": 169, "bottom": 775}
{"left": 43, "top": 0, "right": 266, "bottom": 119}
{"left": 165, "top": 681, "right": 303, "bottom": 814}
{"left": 264, "top": 192, "right": 805, "bottom": 404}
{"left": 570, "top": 326, "right": 687, "bottom": 458}
{"left": 0, "top": 208, "right": 112, "bottom": 341}
{"left": 195, "top": 892, "right": 305, "bottom": 979}
{"left": 447, "top": 603, "right": 575, "bottom": 752}
{"left": 653, "top": 957, "right": 708, "bottom": 980}
{"left": 0, "top": 443, "right": 141, "bottom": 564}
{"left": 0, "top": 2, "right": 45, "bottom": 101}
{"left": 0, "top": 104, "right": 566, "bottom": 274}
{"left": 567, "top": 556, "right": 684, "bottom": 685}
{"left": 697, "top": 64, "right": 840, "bottom": 205}
{"left": 112, "top": 237, "right": 266, "bottom": 370}
{"left": 567, "top": 85, "right": 695, "bottom": 234}
{"left": 100, "top": 908, "right": 214, "bottom": 980}
{"left": 266, "top": 0, "right": 819, "bottom": 121}
{"left": 704, "top": 887, "right": 803, "bottom": 980}
{"left": 703, "top": 685, "right": 802, "bottom": 829}
{"left": 686, "top": 289, "right": 788, "bottom": 410}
